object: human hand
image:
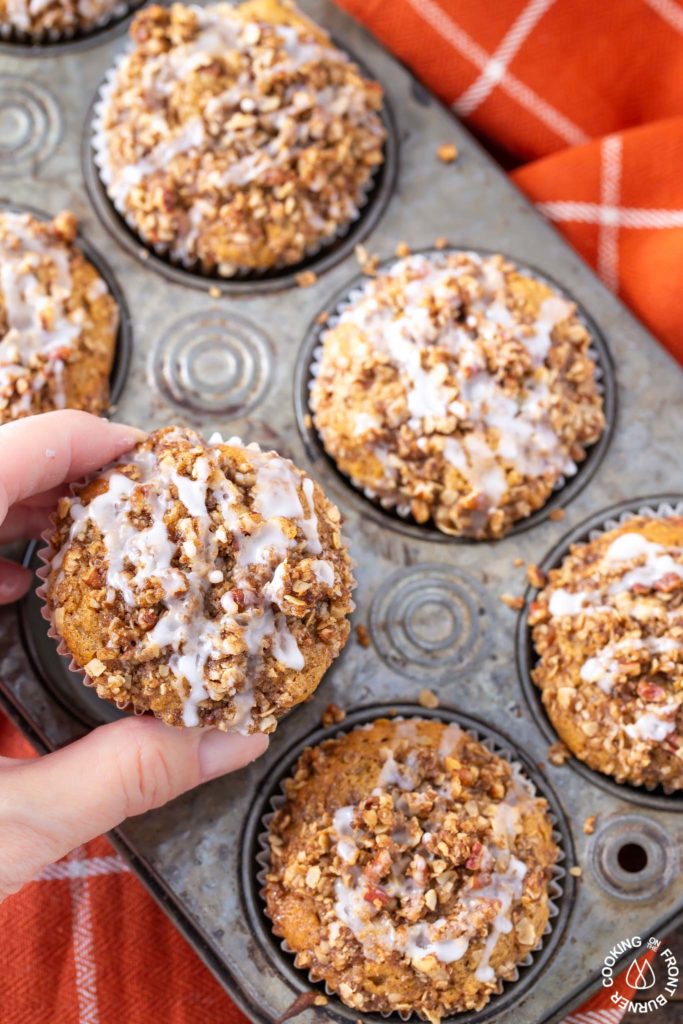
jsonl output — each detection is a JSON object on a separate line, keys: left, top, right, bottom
{"left": 0, "top": 411, "right": 268, "bottom": 901}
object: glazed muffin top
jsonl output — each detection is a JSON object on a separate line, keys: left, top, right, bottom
{"left": 310, "top": 251, "right": 605, "bottom": 539}
{"left": 0, "top": 210, "right": 118, "bottom": 424}
{"left": 94, "top": 0, "right": 385, "bottom": 275}
{"left": 45, "top": 427, "right": 354, "bottom": 732}
{"left": 264, "top": 717, "right": 558, "bottom": 1021}
{"left": 531, "top": 516, "right": 683, "bottom": 789}
{"left": 1, "top": 0, "right": 124, "bottom": 37}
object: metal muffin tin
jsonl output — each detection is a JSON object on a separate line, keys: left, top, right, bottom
{"left": 0, "top": 2, "right": 682, "bottom": 1022}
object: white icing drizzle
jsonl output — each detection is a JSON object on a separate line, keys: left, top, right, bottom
{"left": 327, "top": 253, "right": 577, "bottom": 511}
{"left": 0, "top": 213, "right": 97, "bottom": 412}
{"left": 330, "top": 734, "right": 535, "bottom": 981}
{"left": 53, "top": 432, "right": 330, "bottom": 730}
{"left": 580, "top": 636, "right": 681, "bottom": 694}
{"left": 625, "top": 704, "right": 678, "bottom": 742}
{"left": 546, "top": 526, "right": 683, "bottom": 748}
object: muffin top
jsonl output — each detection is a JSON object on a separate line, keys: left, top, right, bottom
{"left": 264, "top": 717, "right": 558, "bottom": 1020}
{"left": 1, "top": 0, "right": 124, "bottom": 36}
{"left": 531, "top": 516, "right": 683, "bottom": 789}
{"left": 0, "top": 211, "right": 118, "bottom": 424}
{"left": 45, "top": 427, "right": 354, "bottom": 732}
{"left": 310, "top": 251, "right": 605, "bottom": 539}
{"left": 94, "top": 0, "right": 385, "bottom": 274}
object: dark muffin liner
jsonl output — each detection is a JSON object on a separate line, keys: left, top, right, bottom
{"left": 241, "top": 703, "right": 573, "bottom": 1024}
{"left": 516, "top": 495, "right": 683, "bottom": 809}
{"left": 87, "top": 46, "right": 397, "bottom": 293}
{"left": 297, "top": 248, "right": 615, "bottom": 544}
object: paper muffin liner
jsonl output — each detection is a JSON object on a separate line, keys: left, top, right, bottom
{"left": 35, "top": 483, "right": 143, "bottom": 708}
{"left": 254, "top": 712, "right": 567, "bottom": 1021}
{"left": 524, "top": 496, "right": 683, "bottom": 796}
{"left": 307, "top": 250, "right": 609, "bottom": 533}
{"left": 0, "top": 0, "right": 138, "bottom": 45}
{"left": 91, "top": 50, "right": 384, "bottom": 281}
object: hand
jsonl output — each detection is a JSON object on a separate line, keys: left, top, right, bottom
{"left": 0, "top": 411, "right": 268, "bottom": 901}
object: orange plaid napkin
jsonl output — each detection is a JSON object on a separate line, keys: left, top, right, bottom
{"left": 337, "top": 0, "right": 683, "bottom": 363}
{"left": 2, "top": 0, "right": 682, "bottom": 1020}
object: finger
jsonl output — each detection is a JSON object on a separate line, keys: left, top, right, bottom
{"left": 0, "top": 412, "right": 146, "bottom": 522}
{"left": 0, "top": 506, "right": 52, "bottom": 543}
{"left": 0, "top": 716, "right": 268, "bottom": 898}
{"left": 14, "top": 485, "right": 70, "bottom": 509}
{"left": 0, "top": 560, "right": 32, "bottom": 603}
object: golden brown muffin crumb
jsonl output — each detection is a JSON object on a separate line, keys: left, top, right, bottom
{"left": 264, "top": 718, "right": 559, "bottom": 1021}
{"left": 45, "top": 426, "right": 354, "bottom": 732}
{"left": 0, "top": 211, "right": 118, "bottom": 424}
{"left": 94, "top": 0, "right": 385, "bottom": 275}
{"left": 310, "top": 252, "right": 604, "bottom": 539}
{"left": 532, "top": 516, "right": 683, "bottom": 789}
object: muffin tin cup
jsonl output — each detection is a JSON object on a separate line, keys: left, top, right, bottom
{"left": 242, "top": 703, "right": 573, "bottom": 1024}
{"left": 0, "top": 199, "right": 132, "bottom": 416}
{"left": 516, "top": 494, "right": 683, "bottom": 809}
{"left": 0, "top": 0, "right": 141, "bottom": 52}
{"left": 297, "top": 248, "right": 616, "bottom": 544}
{"left": 87, "top": 46, "right": 398, "bottom": 293}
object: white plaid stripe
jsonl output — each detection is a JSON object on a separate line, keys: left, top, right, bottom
{"left": 642, "top": 0, "right": 683, "bottom": 34}
{"left": 68, "top": 848, "right": 100, "bottom": 1024}
{"left": 456, "top": 0, "right": 557, "bottom": 115}
{"left": 537, "top": 200, "right": 683, "bottom": 228}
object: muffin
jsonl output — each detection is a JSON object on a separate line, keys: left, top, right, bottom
{"left": 264, "top": 717, "right": 559, "bottom": 1020}
{"left": 94, "top": 0, "right": 386, "bottom": 275}
{"left": 0, "top": 210, "right": 118, "bottom": 424}
{"left": 310, "top": 251, "right": 605, "bottom": 539}
{"left": 0, "top": 0, "right": 126, "bottom": 37}
{"left": 43, "top": 426, "right": 354, "bottom": 732}
{"left": 531, "top": 516, "right": 683, "bottom": 789}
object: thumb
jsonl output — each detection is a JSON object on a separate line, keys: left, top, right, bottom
{"left": 0, "top": 716, "right": 268, "bottom": 899}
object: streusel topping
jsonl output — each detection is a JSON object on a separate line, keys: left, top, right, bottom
{"left": 265, "top": 718, "right": 558, "bottom": 1020}
{"left": 94, "top": 0, "right": 385, "bottom": 274}
{"left": 310, "top": 251, "right": 605, "bottom": 539}
{"left": 531, "top": 517, "right": 683, "bottom": 788}
{"left": 0, "top": 210, "right": 118, "bottom": 423}
{"left": 47, "top": 427, "right": 354, "bottom": 731}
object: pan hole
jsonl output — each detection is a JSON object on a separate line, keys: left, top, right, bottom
{"left": 617, "top": 842, "right": 648, "bottom": 874}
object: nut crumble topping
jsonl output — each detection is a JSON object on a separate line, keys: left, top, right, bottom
{"left": 0, "top": 211, "right": 118, "bottom": 424}
{"left": 264, "top": 718, "right": 558, "bottom": 1020}
{"left": 94, "top": 0, "right": 385, "bottom": 275}
{"left": 532, "top": 516, "right": 683, "bottom": 789}
{"left": 46, "top": 426, "right": 354, "bottom": 732}
{"left": 309, "top": 252, "right": 604, "bottom": 539}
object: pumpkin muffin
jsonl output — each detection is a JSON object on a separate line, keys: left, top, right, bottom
{"left": 93, "top": 0, "right": 386, "bottom": 275}
{"left": 0, "top": 211, "right": 118, "bottom": 424}
{"left": 531, "top": 515, "right": 683, "bottom": 789}
{"left": 264, "top": 717, "right": 559, "bottom": 1020}
{"left": 310, "top": 251, "right": 605, "bottom": 539}
{"left": 43, "top": 426, "right": 354, "bottom": 732}
{"left": 0, "top": 0, "right": 126, "bottom": 37}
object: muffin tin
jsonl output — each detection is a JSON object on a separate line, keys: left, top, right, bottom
{"left": 1, "top": 2, "right": 682, "bottom": 1022}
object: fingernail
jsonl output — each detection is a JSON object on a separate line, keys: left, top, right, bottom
{"left": 110, "top": 424, "right": 147, "bottom": 449}
{"left": 198, "top": 729, "right": 269, "bottom": 781}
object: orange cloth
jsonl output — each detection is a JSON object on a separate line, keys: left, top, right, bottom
{"left": 337, "top": 0, "right": 683, "bottom": 362}
{"left": 2, "top": 1, "right": 682, "bottom": 1019}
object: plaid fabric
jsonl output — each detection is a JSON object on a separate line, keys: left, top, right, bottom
{"left": 2, "top": 0, "right": 681, "bottom": 1019}
{"left": 0, "top": 712, "right": 655, "bottom": 1023}
{"left": 336, "top": 0, "right": 683, "bottom": 363}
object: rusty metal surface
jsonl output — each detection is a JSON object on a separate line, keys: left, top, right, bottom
{"left": 1, "top": 2, "right": 682, "bottom": 1022}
